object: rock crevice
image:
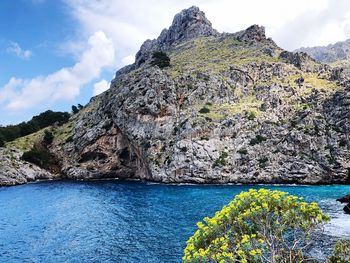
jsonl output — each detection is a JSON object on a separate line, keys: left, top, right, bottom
{"left": 2, "top": 6, "right": 350, "bottom": 186}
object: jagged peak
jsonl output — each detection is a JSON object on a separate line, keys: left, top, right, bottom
{"left": 157, "top": 6, "right": 218, "bottom": 46}
{"left": 279, "top": 50, "right": 317, "bottom": 72}
{"left": 131, "top": 8, "right": 277, "bottom": 70}
{"left": 135, "top": 6, "right": 218, "bottom": 66}
{"left": 234, "top": 24, "right": 268, "bottom": 42}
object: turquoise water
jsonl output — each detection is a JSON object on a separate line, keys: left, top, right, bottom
{"left": 0, "top": 181, "right": 349, "bottom": 262}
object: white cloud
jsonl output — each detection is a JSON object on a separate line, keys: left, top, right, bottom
{"left": 65, "top": 0, "right": 350, "bottom": 56}
{"left": 64, "top": 0, "right": 189, "bottom": 68}
{"left": 272, "top": 0, "right": 350, "bottom": 49}
{"left": 58, "top": 40, "right": 86, "bottom": 59}
{"left": 7, "top": 42, "right": 32, "bottom": 59}
{"left": 3, "top": 0, "right": 350, "bottom": 123}
{"left": 121, "top": 55, "right": 135, "bottom": 66}
{"left": 0, "top": 31, "right": 115, "bottom": 111}
{"left": 93, "top": 79, "right": 110, "bottom": 96}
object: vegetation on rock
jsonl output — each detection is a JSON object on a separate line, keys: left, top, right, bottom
{"left": 0, "top": 110, "right": 70, "bottom": 143}
{"left": 21, "top": 147, "right": 55, "bottom": 169}
{"left": 199, "top": 107, "right": 210, "bottom": 114}
{"left": 151, "top": 51, "right": 171, "bottom": 68}
{"left": 43, "top": 130, "right": 54, "bottom": 145}
{"left": 183, "top": 189, "right": 329, "bottom": 263}
{"left": 327, "top": 239, "right": 350, "bottom": 263}
{"left": 213, "top": 151, "right": 228, "bottom": 167}
{"left": 20, "top": 129, "right": 58, "bottom": 170}
{"left": 0, "top": 134, "right": 5, "bottom": 147}
{"left": 2, "top": 6, "right": 350, "bottom": 186}
{"left": 72, "top": 105, "right": 79, "bottom": 114}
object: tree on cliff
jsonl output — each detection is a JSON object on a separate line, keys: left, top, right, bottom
{"left": 151, "top": 51, "right": 170, "bottom": 68}
{"left": 43, "top": 130, "right": 54, "bottom": 145}
{"left": 0, "top": 110, "right": 70, "bottom": 143}
{"left": 0, "top": 134, "right": 5, "bottom": 147}
{"left": 183, "top": 189, "right": 329, "bottom": 263}
{"left": 72, "top": 105, "right": 79, "bottom": 114}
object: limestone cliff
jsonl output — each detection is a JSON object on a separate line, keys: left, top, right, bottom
{"left": 0, "top": 147, "right": 59, "bottom": 186}
{"left": 2, "top": 6, "right": 350, "bottom": 185}
{"left": 297, "top": 39, "right": 350, "bottom": 73}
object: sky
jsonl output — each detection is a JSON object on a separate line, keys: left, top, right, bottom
{"left": 1, "top": 0, "right": 350, "bottom": 125}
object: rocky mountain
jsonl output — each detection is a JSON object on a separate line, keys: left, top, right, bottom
{"left": 1, "top": 6, "right": 350, "bottom": 186}
{"left": 0, "top": 147, "right": 59, "bottom": 186}
{"left": 297, "top": 39, "right": 350, "bottom": 73}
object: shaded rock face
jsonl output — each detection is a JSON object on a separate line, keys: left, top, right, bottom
{"left": 55, "top": 99, "right": 138, "bottom": 181}
{"left": 279, "top": 51, "right": 317, "bottom": 72}
{"left": 0, "top": 148, "right": 58, "bottom": 186}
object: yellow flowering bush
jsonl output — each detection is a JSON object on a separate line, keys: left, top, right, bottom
{"left": 183, "top": 189, "right": 329, "bottom": 263}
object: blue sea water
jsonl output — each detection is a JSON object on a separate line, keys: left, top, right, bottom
{"left": 0, "top": 180, "right": 349, "bottom": 263}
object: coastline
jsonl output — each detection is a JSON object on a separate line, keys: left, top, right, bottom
{"left": 2, "top": 176, "right": 350, "bottom": 187}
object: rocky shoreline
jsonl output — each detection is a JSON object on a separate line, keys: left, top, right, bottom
{"left": 1, "top": 147, "right": 349, "bottom": 186}
{"left": 0, "top": 147, "right": 60, "bottom": 186}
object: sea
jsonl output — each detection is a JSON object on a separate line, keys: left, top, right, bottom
{"left": 0, "top": 180, "right": 349, "bottom": 262}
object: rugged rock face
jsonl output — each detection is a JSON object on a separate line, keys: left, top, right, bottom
{"left": 52, "top": 6, "right": 350, "bottom": 185}
{"left": 134, "top": 6, "right": 218, "bottom": 67}
{"left": 279, "top": 51, "right": 317, "bottom": 72}
{"left": 2, "top": 6, "right": 350, "bottom": 186}
{"left": 0, "top": 147, "right": 57, "bottom": 186}
{"left": 297, "top": 40, "right": 350, "bottom": 63}
{"left": 158, "top": 6, "right": 217, "bottom": 45}
{"left": 297, "top": 39, "right": 350, "bottom": 73}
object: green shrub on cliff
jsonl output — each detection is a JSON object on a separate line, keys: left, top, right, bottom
{"left": 151, "top": 51, "right": 170, "bottom": 68}
{"left": 250, "top": 134, "right": 267, "bottom": 146}
{"left": 199, "top": 107, "right": 210, "bottom": 114}
{"left": 43, "top": 130, "right": 54, "bottom": 145}
{"left": 22, "top": 147, "right": 55, "bottom": 169}
{"left": 183, "top": 189, "right": 329, "bottom": 263}
{"left": 0, "top": 134, "right": 5, "bottom": 147}
{"left": 213, "top": 151, "right": 228, "bottom": 167}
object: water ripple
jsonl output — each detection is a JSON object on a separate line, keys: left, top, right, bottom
{"left": 0, "top": 181, "right": 349, "bottom": 262}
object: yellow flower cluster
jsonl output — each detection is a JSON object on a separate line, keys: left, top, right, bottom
{"left": 183, "top": 188, "right": 329, "bottom": 263}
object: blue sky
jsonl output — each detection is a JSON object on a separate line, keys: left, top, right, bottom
{"left": 0, "top": 0, "right": 115, "bottom": 125}
{"left": 1, "top": 0, "right": 350, "bottom": 125}
{"left": 0, "top": 1, "right": 77, "bottom": 118}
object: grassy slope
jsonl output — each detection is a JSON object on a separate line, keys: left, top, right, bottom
{"left": 330, "top": 59, "right": 350, "bottom": 73}
{"left": 164, "top": 35, "right": 340, "bottom": 121}
{"left": 6, "top": 97, "right": 102, "bottom": 152}
{"left": 5, "top": 36, "right": 343, "bottom": 152}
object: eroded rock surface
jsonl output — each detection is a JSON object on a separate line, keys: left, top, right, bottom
{"left": 0, "top": 148, "right": 58, "bottom": 186}
{"left": 54, "top": 7, "right": 350, "bottom": 184}
{"left": 2, "top": 6, "right": 350, "bottom": 186}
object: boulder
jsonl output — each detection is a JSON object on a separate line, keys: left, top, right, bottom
{"left": 336, "top": 194, "right": 350, "bottom": 215}
{"left": 336, "top": 194, "right": 350, "bottom": 203}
